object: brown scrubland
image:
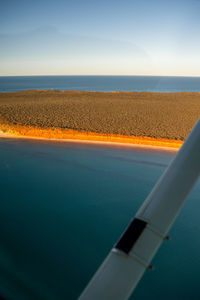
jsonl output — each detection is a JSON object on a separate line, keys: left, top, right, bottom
{"left": 0, "top": 90, "right": 200, "bottom": 142}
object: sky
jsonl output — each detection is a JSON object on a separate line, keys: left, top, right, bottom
{"left": 0, "top": 0, "right": 200, "bottom": 76}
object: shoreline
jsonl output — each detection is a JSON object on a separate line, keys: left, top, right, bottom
{"left": 0, "top": 125, "right": 182, "bottom": 152}
{"left": 1, "top": 89, "right": 200, "bottom": 94}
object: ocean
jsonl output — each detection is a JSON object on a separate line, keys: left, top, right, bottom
{"left": 1, "top": 75, "right": 200, "bottom": 299}
{"left": 0, "top": 138, "right": 200, "bottom": 300}
{"left": 0, "top": 75, "right": 200, "bottom": 93}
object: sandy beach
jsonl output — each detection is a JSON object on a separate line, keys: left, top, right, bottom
{"left": 0, "top": 124, "right": 182, "bottom": 152}
{"left": 0, "top": 90, "right": 199, "bottom": 150}
{"left": 0, "top": 129, "right": 180, "bottom": 152}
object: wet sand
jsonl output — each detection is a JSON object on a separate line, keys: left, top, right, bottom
{"left": 0, "top": 90, "right": 200, "bottom": 149}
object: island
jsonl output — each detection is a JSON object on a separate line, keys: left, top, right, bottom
{"left": 0, "top": 90, "right": 200, "bottom": 149}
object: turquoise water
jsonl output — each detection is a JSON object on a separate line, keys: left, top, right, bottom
{"left": 0, "top": 138, "right": 200, "bottom": 299}
{"left": 1, "top": 75, "right": 200, "bottom": 92}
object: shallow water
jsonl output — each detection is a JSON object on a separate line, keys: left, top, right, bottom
{"left": 0, "top": 138, "right": 199, "bottom": 299}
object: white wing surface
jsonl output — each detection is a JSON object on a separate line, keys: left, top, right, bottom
{"left": 79, "top": 119, "right": 200, "bottom": 300}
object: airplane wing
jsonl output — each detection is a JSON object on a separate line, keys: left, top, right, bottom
{"left": 79, "top": 119, "right": 200, "bottom": 300}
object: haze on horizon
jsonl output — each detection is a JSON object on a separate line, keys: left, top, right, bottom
{"left": 1, "top": 0, "right": 200, "bottom": 77}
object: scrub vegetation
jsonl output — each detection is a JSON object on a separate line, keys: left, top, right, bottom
{"left": 0, "top": 90, "right": 200, "bottom": 140}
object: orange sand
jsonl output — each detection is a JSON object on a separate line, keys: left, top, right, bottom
{"left": 0, "top": 123, "right": 183, "bottom": 149}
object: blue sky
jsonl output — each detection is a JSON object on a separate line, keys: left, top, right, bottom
{"left": 1, "top": 0, "right": 200, "bottom": 76}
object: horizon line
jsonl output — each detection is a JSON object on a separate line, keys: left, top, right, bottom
{"left": 1, "top": 74, "right": 200, "bottom": 78}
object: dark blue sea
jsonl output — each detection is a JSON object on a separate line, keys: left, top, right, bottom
{"left": 0, "top": 138, "right": 200, "bottom": 300}
{"left": 0, "top": 75, "right": 200, "bottom": 92}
